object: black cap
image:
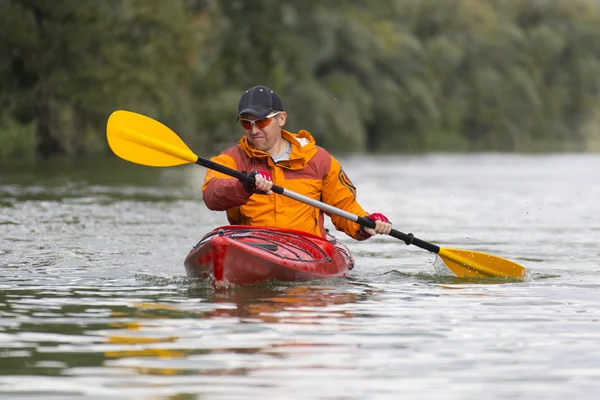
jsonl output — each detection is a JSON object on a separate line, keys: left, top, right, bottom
{"left": 237, "top": 85, "right": 285, "bottom": 119}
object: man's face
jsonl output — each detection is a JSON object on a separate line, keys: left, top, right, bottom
{"left": 239, "top": 111, "right": 287, "bottom": 153}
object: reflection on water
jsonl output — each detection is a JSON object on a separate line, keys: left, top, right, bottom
{"left": 0, "top": 282, "right": 375, "bottom": 377}
{"left": 1, "top": 154, "right": 600, "bottom": 399}
{"left": 97, "top": 285, "right": 373, "bottom": 378}
{"left": 191, "top": 284, "right": 370, "bottom": 322}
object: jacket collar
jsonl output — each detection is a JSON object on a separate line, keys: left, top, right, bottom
{"left": 238, "top": 129, "right": 318, "bottom": 170}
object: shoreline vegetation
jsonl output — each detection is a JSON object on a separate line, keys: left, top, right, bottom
{"left": 2, "top": 0, "right": 600, "bottom": 160}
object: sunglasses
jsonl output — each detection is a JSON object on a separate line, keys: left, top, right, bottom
{"left": 239, "top": 111, "right": 282, "bottom": 130}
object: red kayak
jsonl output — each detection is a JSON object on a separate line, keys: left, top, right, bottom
{"left": 184, "top": 225, "right": 354, "bottom": 288}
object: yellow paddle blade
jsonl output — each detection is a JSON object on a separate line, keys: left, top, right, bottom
{"left": 438, "top": 248, "right": 526, "bottom": 279}
{"left": 106, "top": 110, "right": 197, "bottom": 167}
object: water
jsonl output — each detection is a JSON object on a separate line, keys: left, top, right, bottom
{"left": 1, "top": 154, "right": 599, "bottom": 399}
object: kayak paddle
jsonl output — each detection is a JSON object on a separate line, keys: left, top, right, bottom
{"left": 106, "top": 110, "right": 527, "bottom": 279}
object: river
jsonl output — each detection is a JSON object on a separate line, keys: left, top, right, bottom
{"left": 1, "top": 153, "right": 599, "bottom": 399}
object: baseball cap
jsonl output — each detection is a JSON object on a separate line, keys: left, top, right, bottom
{"left": 237, "top": 85, "right": 285, "bottom": 119}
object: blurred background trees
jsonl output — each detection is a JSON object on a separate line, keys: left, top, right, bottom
{"left": 2, "top": 0, "right": 600, "bottom": 159}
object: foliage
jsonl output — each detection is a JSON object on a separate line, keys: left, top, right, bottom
{"left": 0, "top": 112, "right": 37, "bottom": 160}
{"left": 0, "top": 0, "right": 193, "bottom": 156}
{"left": 2, "top": 0, "right": 600, "bottom": 157}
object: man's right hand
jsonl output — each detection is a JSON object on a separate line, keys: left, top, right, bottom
{"left": 242, "top": 170, "right": 274, "bottom": 195}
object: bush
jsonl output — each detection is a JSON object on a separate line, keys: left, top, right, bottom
{"left": 0, "top": 116, "right": 37, "bottom": 160}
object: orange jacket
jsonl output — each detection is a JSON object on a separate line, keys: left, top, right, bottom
{"left": 202, "top": 129, "right": 370, "bottom": 240}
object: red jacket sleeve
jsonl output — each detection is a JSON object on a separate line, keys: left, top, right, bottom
{"left": 201, "top": 154, "right": 251, "bottom": 210}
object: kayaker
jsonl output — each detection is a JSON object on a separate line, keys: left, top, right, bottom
{"left": 202, "top": 85, "right": 392, "bottom": 240}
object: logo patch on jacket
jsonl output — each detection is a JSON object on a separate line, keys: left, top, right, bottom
{"left": 338, "top": 169, "right": 356, "bottom": 195}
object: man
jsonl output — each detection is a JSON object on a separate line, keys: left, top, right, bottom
{"left": 202, "top": 85, "right": 392, "bottom": 240}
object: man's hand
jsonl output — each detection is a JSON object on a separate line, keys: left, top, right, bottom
{"left": 242, "top": 170, "right": 274, "bottom": 195}
{"left": 363, "top": 213, "right": 392, "bottom": 236}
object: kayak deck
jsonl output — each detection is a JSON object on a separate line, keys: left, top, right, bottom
{"left": 184, "top": 225, "right": 354, "bottom": 288}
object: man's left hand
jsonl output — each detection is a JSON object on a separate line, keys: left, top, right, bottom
{"left": 363, "top": 213, "right": 392, "bottom": 236}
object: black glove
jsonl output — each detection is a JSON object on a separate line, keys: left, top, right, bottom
{"left": 241, "top": 170, "right": 273, "bottom": 194}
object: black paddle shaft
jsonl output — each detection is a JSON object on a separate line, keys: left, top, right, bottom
{"left": 195, "top": 156, "right": 441, "bottom": 254}
{"left": 196, "top": 157, "right": 246, "bottom": 181}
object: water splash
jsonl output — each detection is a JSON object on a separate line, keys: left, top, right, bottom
{"left": 433, "top": 255, "right": 455, "bottom": 276}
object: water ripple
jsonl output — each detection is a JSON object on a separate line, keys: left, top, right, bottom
{"left": 1, "top": 155, "right": 600, "bottom": 399}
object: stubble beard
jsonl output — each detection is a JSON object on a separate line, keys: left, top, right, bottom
{"left": 250, "top": 138, "right": 269, "bottom": 152}
{"left": 249, "top": 135, "right": 280, "bottom": 154}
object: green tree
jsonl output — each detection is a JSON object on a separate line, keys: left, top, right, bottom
{"left": 3, "top": 0, "right": 600, "bottom": 158}
{"left": 0, "top": 0, "right": 194, "bottom": 157}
